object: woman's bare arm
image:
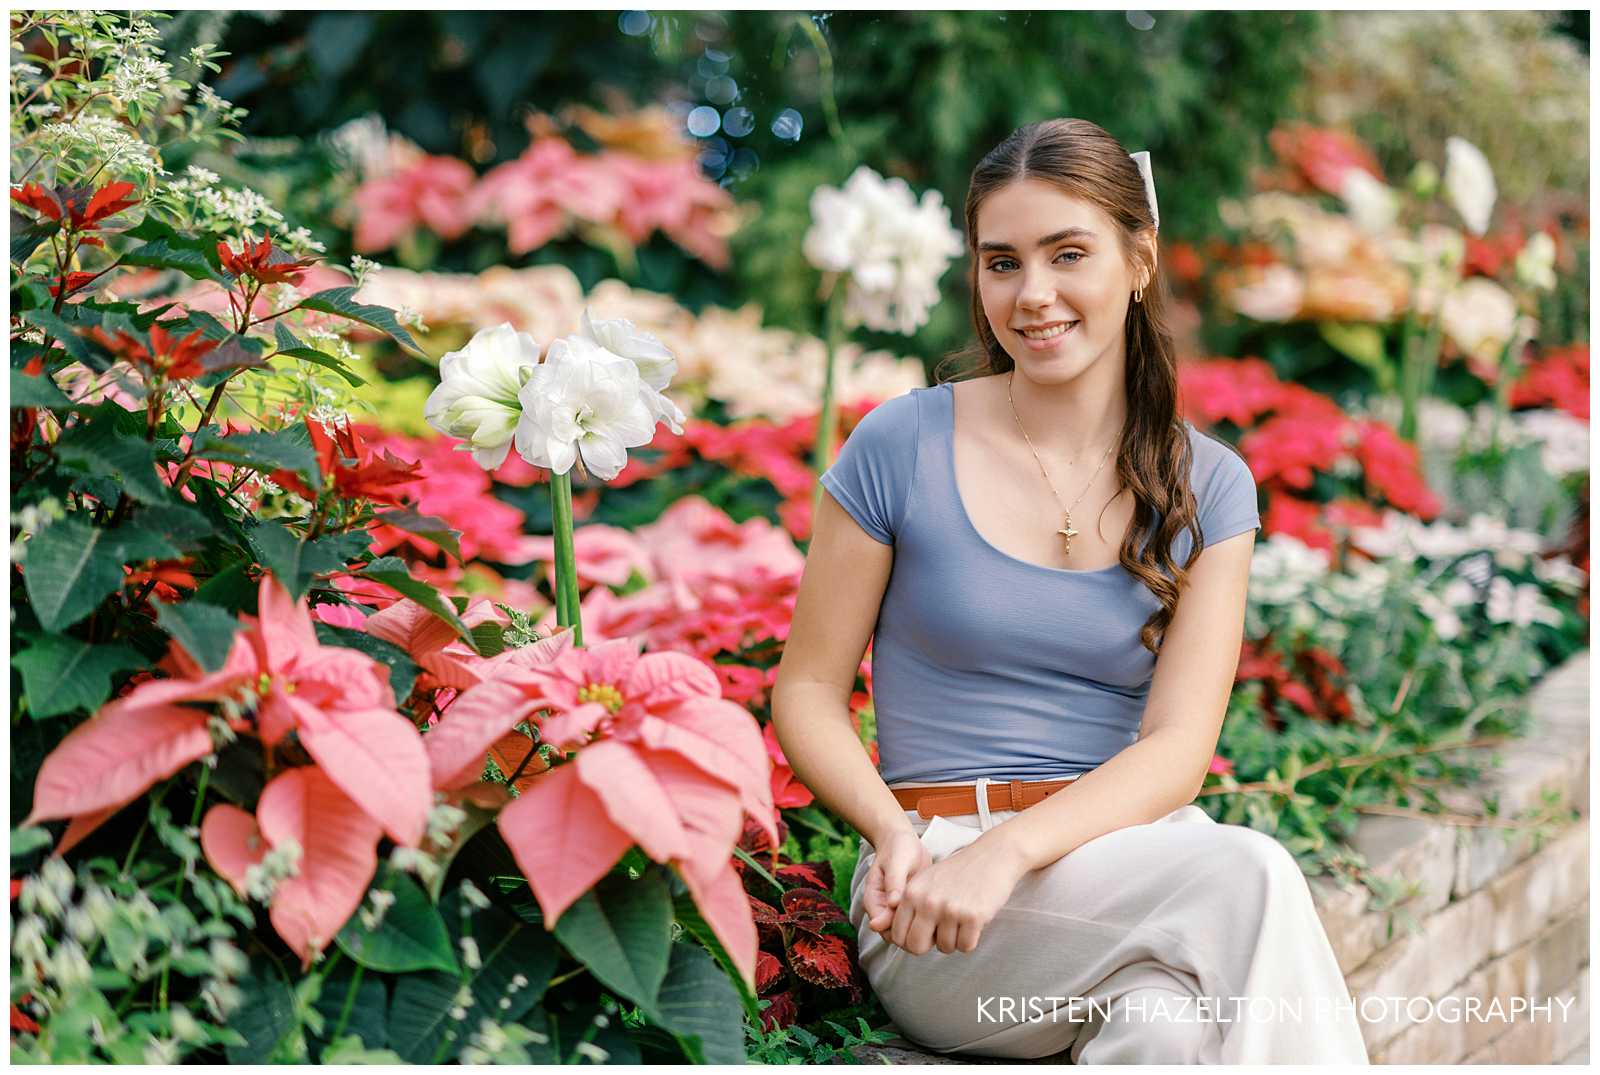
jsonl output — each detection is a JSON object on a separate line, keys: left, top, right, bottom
{"left": 771, "top": 488, "right": 913, "bottom": 850}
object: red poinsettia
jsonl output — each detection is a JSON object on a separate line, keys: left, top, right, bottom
{"left": 270, "top": 416, "right": 422, "bottom": 508}
{"left": 1511, "top": 343, "right": 1589, "bottom": 421}
{"left": 11, "top": 180, "right": 138, "bottom": 231}
{"left": 217, "top": 232, "right": 319, "bottom": 285}
{"left": 87, "top": 322, "right": 219, "bottom": 381}
{"left": 49, "top": 271, "right": 99, "bottom": 300}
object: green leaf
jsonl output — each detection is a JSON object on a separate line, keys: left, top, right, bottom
{"left": 357, "top": 557, "right": 478, "bottom": 651}
{"left": 54, "top": 411, "right": 171, "bottom": 504}
{"left": 20, "top": 308, "right": 92, "bottom": 364}
{"left": 120, "top": 217, "right": 226, "bottom": 282}
{"left": 108, "top": 525, "right": 182, "bottom": 562}
{"left": 154, "top": 600, "right": 240, "bottom": 672}
{"left": 1319, "top": 322, "right": 1394, "bottom": 392}
{"left": 370, "top": 507, "right": 462, "bottom": 564}
{"left": 314, "top": 623, "right": 418, "bottom": 702}
{"left": 670, "top": 890, "right": 763, "bottom": 1025}
{"left": 199, "top": 333, "right": 271, "bottom": 376}
{"left": 250, "top": 522, "right": 350, "bottom": 601}
{"left": 273, "top": 322, "right": 366, "bottom": 387}
{"left": 300, "top": 286, "right": 425, "bottom": 357}
{"left": 193, "top": 560, "right": 255, "bottom": 612}
{"left": 320, "top": 1036, "right": 403, "bottom": 1064}
{"left": 189, "top": 425, "right": 321, "bottom": 492}
{"left": 11, "top": 208, "right": 58, "bottom": 264}
{"left": 226, "top": 958, "right": 301, "bottom": 1063}
{"left": 22, "top": 516, "right": 126, "bottom": 632}
{"left": 10, "top": 826, "right": 53, "bottom": 857}
{"left": 386, "top": 883, "right": 560, "bottom": 1063}
{"left": 645, "top": 941, "right": 747, "bottom": 1064}
{"left": 11, "top": 633, "right": 144, "bottom": 719}
{"left": 10, "top": 367, "right": 75, "bottom": 410}
{"left": 312, "top": 962, "right": 389, "bottom": 1055}
{"left": 552, "top": 868, "right": 673, "bottom": 1012}
{"left": 336, "top": 864, "right": 457, "bottom": 974}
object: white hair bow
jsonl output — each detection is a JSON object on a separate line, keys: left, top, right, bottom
{"left": 1129, "top": 150, "right": 1159, "bottom": 231}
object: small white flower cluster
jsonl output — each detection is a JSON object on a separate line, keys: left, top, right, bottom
{"left": 1348, "top": 509, "right": 1547, "bottom": 565}
{"left": 802, "top": 165, "right": 964, "bottom": 335}
{"left": 107, "top": 18, "right": 162, "bottom": 52}
{"left": 349, "top": 254, "right": 383, "bottom": 287}
{"left": 282, "top": 225, "right": 326, "bottom": 256}
{"left": 424, "top": 309, "right": 686, "bottom": 480}
{"left": 357, "top": 887, "right": 397, "bottom": 931}
{"left": 426, "top": 802, "right": 468, "bottom": 850}
{"left": 39, "top": 114, "right": 161, "bottom": 178}
{"left": 243, "top": 839, "right": 303, "bottom": 903}
{"left": 389, "top": 845, "right": 442, "bottom": 888}
{"left": 1511, "top": 408, "right": 1589, "bottom": 477}
{"left": 10, "top": 497, "right": 66, "bottom": 564}
{"left": 108, "top": 53, "right": 171, "bottom": 102}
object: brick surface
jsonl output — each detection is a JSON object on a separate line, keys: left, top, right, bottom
{"left": 1458, "top": 966, "right": 1589, "bottom": 1064}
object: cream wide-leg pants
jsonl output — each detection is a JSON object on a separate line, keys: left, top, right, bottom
{"left": 849, "top": 777, "right": 1371, "bottom": 1064}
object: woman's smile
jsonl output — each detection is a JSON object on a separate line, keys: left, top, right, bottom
{"left": 1015, "top": 320, "right": 1080, "bottom": 349}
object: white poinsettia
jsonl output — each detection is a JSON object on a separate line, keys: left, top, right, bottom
{"left": 578, "top": 307, "right": 686, "bottom": 434}
{"left": 423, "top": 321, "right": 541, "bottom": 468}
{"left": 801, "top": 165, "right": 963, "bottom": 335}
{"left": 1442, "top": 136, "right": 1496, "bottom": 237}
{"left": 513, "top": 334, "right": 657, "bottom": 481}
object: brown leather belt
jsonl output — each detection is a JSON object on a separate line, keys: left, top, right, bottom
{"left": 891, "top": 777, "right": 1080, "bottom": 819}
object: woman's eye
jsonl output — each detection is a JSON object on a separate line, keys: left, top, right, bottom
{"left": 985, "top": 252, "right": 1082, "bottom": 273}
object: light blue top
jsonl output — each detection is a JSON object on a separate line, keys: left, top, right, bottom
{"left": 818, "top": 381, "right": 1261, "bottom": 785}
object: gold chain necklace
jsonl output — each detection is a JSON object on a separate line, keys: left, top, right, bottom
{"left": 1006, "top": 371, "right": 1118, "bottom": 556}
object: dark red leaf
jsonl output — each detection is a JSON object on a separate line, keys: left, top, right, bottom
{"left": 786, "top": 932, "right": 855, "bottom": 989}
{"left": 779, "top": 887, "right": 845, "bottom": 933}
{"left": 775, "top": 861, "right": 833, "bottom": 892}
{"left": 754, "top": 950, "right": 784, "bottom": 993}
{"left": 758, "top": 989, "right": 799, "bottom": 1032}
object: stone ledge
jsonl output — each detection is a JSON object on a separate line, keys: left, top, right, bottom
{"left": 1309, "top": 651, "right": 1591, "bottom": 976}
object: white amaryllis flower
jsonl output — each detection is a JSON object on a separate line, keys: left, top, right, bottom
{"left": 1514, "top": 231, "right": 1557, "bottom": 291}
{"left": 802, "top": 165, "right": 963, "bottom": 335}
{"left": 1442, "top": 136, "right": 1496, "bottom": 237}
{"left": 423, "top": 322, "right": 541, "bottom": 469}
{"left": 513, "top": 335, "right": 656, "bottom": 481}
{"left": 1438, "top": 277, "right": 1537, "bottom": 371}
{"left": 1338, "top": 169, "right": 1401, "bottom": 236}
{"left": 578, "top": 308, "right": 686, "bottom": 434}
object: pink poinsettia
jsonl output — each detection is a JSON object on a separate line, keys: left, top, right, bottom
{"left": 201, "top": 767, "right": 384, "bottom": 968}
{"left": 26, "top": 573, "right": 436, "bottom": 965}
{"left": 523, "top": 524, "right": 655, "bottom": 593}
{"left": 26, "top": 574, "right": 428, "bottom": 850}
{"left": 353, "top": 154, "right": 478, "bottom": 252}
{"left": 434, "top": 631, "right": 777, "bottom": 988}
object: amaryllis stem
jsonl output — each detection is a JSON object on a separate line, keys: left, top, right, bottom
{"left": 809, "top": 282, "right": 845, "bottom": 527}
{"left": 549, "top": 469, "right": 584, "bottom": 647}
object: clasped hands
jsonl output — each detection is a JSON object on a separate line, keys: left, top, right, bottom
{"left": 860, "top": 824, "right": 1030, "bottom": 956}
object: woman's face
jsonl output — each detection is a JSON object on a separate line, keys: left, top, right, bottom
{"left": 974, "top": 178, "right": 1149, "bottom": 383}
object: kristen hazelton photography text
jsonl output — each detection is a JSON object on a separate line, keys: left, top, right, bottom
{"left": 8, "top": 8, "right": 1589, "bottom": 1067}
{"left": 973, "top": 993, "right": 1582, "bottom": 1028}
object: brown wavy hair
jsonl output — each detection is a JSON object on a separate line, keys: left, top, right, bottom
{"left": 932, "top": 117, "right": 1202, "bottom": 655}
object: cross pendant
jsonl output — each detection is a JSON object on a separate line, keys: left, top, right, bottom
{"left": 1058, "top": 515, "right": 1079, "bottom": 555}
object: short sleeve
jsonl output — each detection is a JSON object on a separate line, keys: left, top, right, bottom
{"left": 818, "top": 391, "right": 919, "bottom": 545}
{"left": 1198, "top": 442, "right": 1261, "bottom": 547}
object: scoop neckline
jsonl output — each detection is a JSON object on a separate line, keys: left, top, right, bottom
{"left": 937, "top": 381, "right": 1125, "bottom": 577}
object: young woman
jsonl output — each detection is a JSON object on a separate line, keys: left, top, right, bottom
{"left": 771, "top": 119, "right": 1369, "bottom": 1064}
